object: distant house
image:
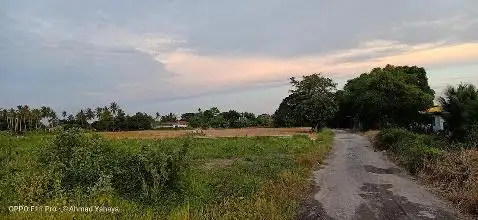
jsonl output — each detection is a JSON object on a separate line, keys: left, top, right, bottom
{"left": 419, "top": 106, "right": 446, "bottom": 132}
{"left": 156, "top": 120, "right": 188, "bottom": 129}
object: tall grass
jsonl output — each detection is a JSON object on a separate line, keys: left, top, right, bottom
{"left": 419, "top": 149, "right": 478, "bottom": 215}
{"left": 0, "top": 129, "right": 332, "bottom": 219}
{"left": 374, "top": 128, "right": 478, "bottom": 216}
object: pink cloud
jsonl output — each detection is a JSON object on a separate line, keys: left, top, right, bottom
{"left": 159, "top": 41, "right": 478, "bottom": 88}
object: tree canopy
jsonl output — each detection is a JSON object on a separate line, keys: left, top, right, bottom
{"left": 439, "top": 83, "right": 478, "bottom": 142}
{"left": 334, "top": 65, "right": 435, "bottom": 130}
{"left": 274, "top": 73, "right": 338, "bottom": 129}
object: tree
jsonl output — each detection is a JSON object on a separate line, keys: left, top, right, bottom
{"left": 203, "top": 107, "right": 220, "bottom": 120}
{"left": 115, "top": 109, "right": 127, "bottom": 131}
{"left": 109, "top": 102, "right": 119, "bottom": 131}
{"left": 95, "top": 107, "right": 103, "bottom": 119}
{"left": 85, "top": 108, "right": 95, "bottom": 124}
{"left": 221, "top": 110, "right": 241, "bottom": 128}
{"left": 439, "top": 83, "right": 478, "bottom": 141}
{"left": 109, "top": 102, "right": 119, "bottom": 116}
{"left": 275, "top": 73, "right": 338, "bottom": 130}
{"left": 210, "top": 114, "right": 227, "bottom": 128}
{"left": 161, "top": 113, "right": 177, "bottom": 123}
{"left": 257, "top": 114, "right": 273, "bottom": 127}
{"left": 336, "top": 65, "right": 435, "bottom": 130}
{"left": 32, "top": 108, "right": 42, "bottom": 130}
{"left": 0, "top": 109, "right": 7, "bottom": 130}
{"left": 127, "top": 112, "right": 154, "bottom": 130}
{"left": 274, "top": 93, "right": 307, "bottom": 127}
{"left": 76, "top": 110, "right": 88, "bottom": 129}
{"left": 181, "top": 113, "right": 196, "bottom": 122}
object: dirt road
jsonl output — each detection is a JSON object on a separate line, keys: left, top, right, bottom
{"left": 299, "top": 130, "right": 466, "bottom": 220}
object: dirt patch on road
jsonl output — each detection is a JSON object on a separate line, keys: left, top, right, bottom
{"left": 355, "top": 183, "right": 456, "bottom": 220}
{"left": 363, "top": 165, "right": 401, "bottom": 174}
{"left": 102, "top": 127, "right": 314, "bottom": 139}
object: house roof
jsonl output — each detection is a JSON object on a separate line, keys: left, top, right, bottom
{"left": 425, "top": 106, "right": 443, "bottom": 113}
{"left": 159, "top": 120, "right": 188, "bottom": 126}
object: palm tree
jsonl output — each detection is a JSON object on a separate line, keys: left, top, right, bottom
{"left": 95, "top": 107, "right": 103, "bottom": 120}
{"left": 439, "top": 83, "right": 478, "bottom": 139}
{"left": 16, "top": 105, "right": 23, "bottom": 133}
{"left": 22, "top": 105, "right": 30, "bottom": 131}
{"left": 109, "top": 102, "right": 119, "bottom": 131}
{"left": 109, "top": 102, "right": 119, "bottom": 116}
{"left": 85, "top": 108, "right": 95, "bottom": 129}
{"left": 76, "top": 110, "right": 87, "bottom": 128}
{"left": 32, "top": 109, "right": 42, "bottom": 130}
{"left": 40, "top": 106, "right": 56, "bottom": 131}
{"left": 0, "top": 109, "right": 6, "bottom": 130}
{"left": 49, "top": 108, "right": 58, "bottom": 128}
{"left": 8, "top": 108, "right": 15, "bottom": 131}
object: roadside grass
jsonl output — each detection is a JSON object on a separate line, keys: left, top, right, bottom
{"left": 419, "top": 149, "right": 478, "bottom": 215}
{"left": 373, "top": 128, "right": 478, "bottom": 216}
{"left": 0, "top": 129, "right": 332, "bottom": 219}
{"left": 360, "top": 130, "right": 379, "bottom": 143}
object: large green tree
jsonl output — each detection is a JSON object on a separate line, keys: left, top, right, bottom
{"left": 337, "top": 65, "right": 435, "bottom": 130}
{"left": 274, "top": 73, "right": 338, "bottom": 130}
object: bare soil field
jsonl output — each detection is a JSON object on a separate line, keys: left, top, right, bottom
{"left": 101, "top": 127, "right": 314, "bottom": 139}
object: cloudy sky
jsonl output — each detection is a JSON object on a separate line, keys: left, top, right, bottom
{"left": 1, "top": 0, "right": 477, "bottom": 115}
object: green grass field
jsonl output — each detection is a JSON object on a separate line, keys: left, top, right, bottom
{"left": 0, "top": 130, "right": 332, "bottom": 219}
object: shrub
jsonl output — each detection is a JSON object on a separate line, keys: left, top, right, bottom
{"left": 40, "top": 129, "right": 116, "bottom": 197}
{"left": 376, "top": 128, "right": 443, "bottom": 174}
{"left": 39, "top": 128, "right": 190, "bottom": 202}
{"left": 112, "top": 140, "right": 190, "bottom": 202}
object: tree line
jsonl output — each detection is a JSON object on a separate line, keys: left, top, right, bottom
{"left": 155, "top": 107, "right": 273, "bottom": 129}
{"left": 0, "top": 103, "right": 274, "bottom": 133}
{"left": 179, "top": 108, "right": 273, "bottom": 129}
{"left": 0, "top": 103, "right": 156, "bottom": 133}
{"left": 273, "top": 64, "right": 478, "bottom": 142}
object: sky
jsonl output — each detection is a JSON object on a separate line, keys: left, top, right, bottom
{"left": 1, "top": 0, "right": 477, "bottom": 115}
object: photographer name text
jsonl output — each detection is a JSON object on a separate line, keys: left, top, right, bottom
{"left": 8, "top": 205, "right": 119, "bottom": 213}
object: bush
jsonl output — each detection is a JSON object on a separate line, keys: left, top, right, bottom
{"left": 39, "top": 128, "right": 190, "bottom": 202}
{"left": 112, "top": 140, "right": 190, "bottom": 202}
{"left": 376, "top": 128, "right": 443, "bottom": 174}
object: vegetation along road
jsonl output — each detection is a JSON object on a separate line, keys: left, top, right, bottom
{"left": 301, "top": 130, "right": 466, "bottom": 220}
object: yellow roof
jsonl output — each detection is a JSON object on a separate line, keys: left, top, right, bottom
{"left": 425, "top": 106, "right": 442, "bottom": 113}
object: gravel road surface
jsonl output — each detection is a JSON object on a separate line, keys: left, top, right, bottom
{"left": 298, "top": 130, "right": 467, "bottom": 220}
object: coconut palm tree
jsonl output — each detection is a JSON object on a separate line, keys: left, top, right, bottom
{"left": 76, "top": 110, "right": 87, "bottom": 128}
{"left": 62, "top": 111, "right": 67, "bottom": 120}
{"left": 16, "top": 105, "right": 23, "bottom": 133}
{"left": 31, "top": 108, "right": 42, "bottom": 130}
{"left": 439, "top": 83, "right": 478, "bottom": 140}
{"left": 95, "top": 107, "right": 103, "bottom": 120}
{"left": 109, "top": 102, "right": 119, "bottom": 116}
{"left": 8, "top": 108, "right": 15, "bottom": 131}
{"left": 40, "top": 106, "right": 56, "bottom": 131}
{"left": 21, "top": 105, "right": 30, "bottom": 131}
{"left": 109, "top": 102, "right": 119, "bottom": 131}
{"left": 85, "top": 108, "right": 95, "bottom": 129}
